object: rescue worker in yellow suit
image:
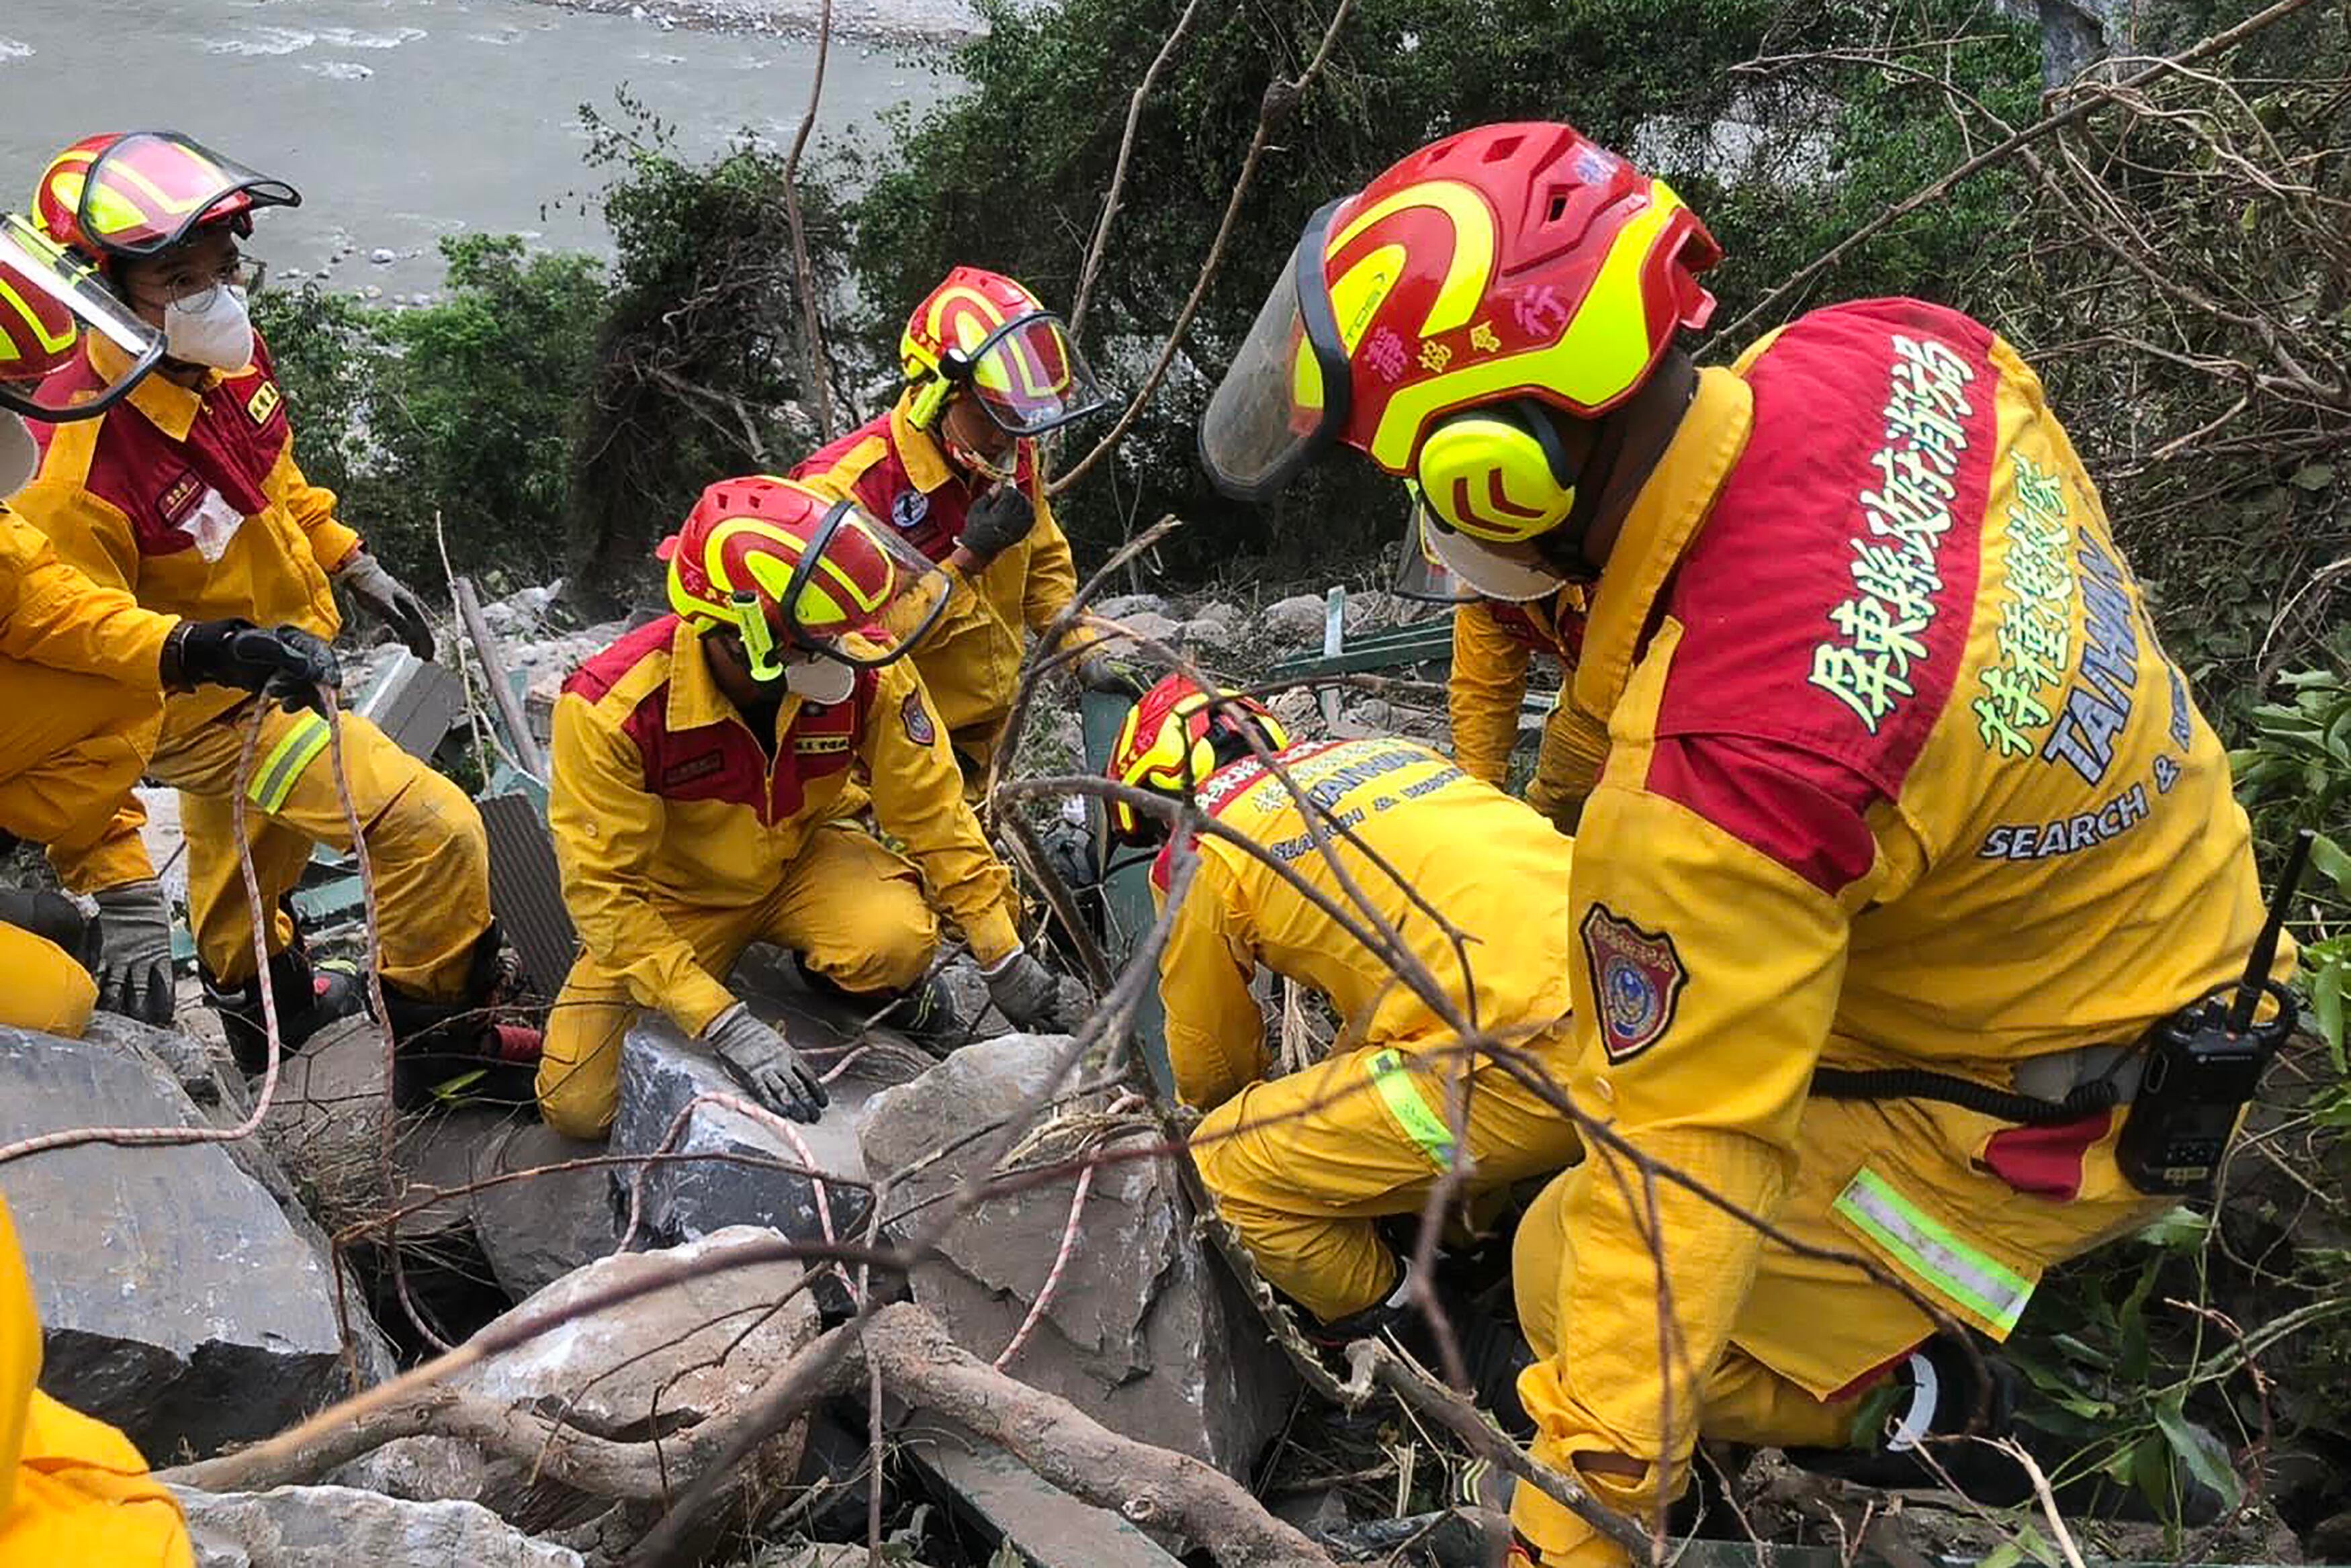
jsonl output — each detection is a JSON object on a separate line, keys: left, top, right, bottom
{"left": 537, "top": 475, "right": 1091, "bottom": 1138}
{"left": 1105, "top": 674, "right": 1582, "bottom": 1352}
{"left": 1, "top": 1193, "right": 191, "bottom": 1567}
{"left": 12, "top": 132, "right": 537, "bottom": 1101}
{"left": 0, "top": 212, "right": 337, "bottom": 1040}
{"left": 1198, "top": 120, "right": 2293, "bottom": 1565}
{"left": 793, "top": 267, "right": 1137, "bottom": 784}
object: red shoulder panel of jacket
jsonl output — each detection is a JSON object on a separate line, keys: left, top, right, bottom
{"left": 791, "top": 412, "right": 968, "bottom": 565}
{"left": 566, "top": 614, "right": 678, "bottom": 704}
{"left": 1640, "top": 299, "right": 1998, "bottom": 888}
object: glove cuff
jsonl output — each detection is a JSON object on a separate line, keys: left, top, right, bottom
{"left": 701, "top": 1001, "right": 748, "bottom": 1038}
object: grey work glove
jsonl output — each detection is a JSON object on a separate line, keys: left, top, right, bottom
{"left": 335, "top": 550, "right": 436, "bottom": 659}
{"left": 984, "top": 949, "right": 1091, "bottom": 1033}
{"left": 165, "top": 619, "right": 343, "bottom": 717}
{"left": 957, "top": 485, "right": 1036, "bottom": 563}
{"left": 0, "top": 886, "right": 101, "bottom": 972}
{"left": 92, "top": 879, "right": 175, "bottom": 1027}
{"left": 703, "top": 1003, "right": 827, "bottom": 1122}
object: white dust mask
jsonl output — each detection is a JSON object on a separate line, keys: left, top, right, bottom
{"left": 0, "top": 413, "right": 34, "bottom": 500}
{"left": 163, "top": 286, "right": 255, "bottom": 371}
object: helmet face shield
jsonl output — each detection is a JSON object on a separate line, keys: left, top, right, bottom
{"left": 73, "top": 133, "right": 299, "bottom": 261}
{"left": 728, "top": 498, "right": 954, "bottom": 679}
{"left": 1392, "top": 488, "right": 1476, "bottom": 604}
{"left": 0, "top": 214, "right": 164, "bottom": 422}
{"left": 952, "top": 311, "right": 1106, "bottom": 437}
{"left": 1198, "top": 198, "right": 1350, "bottom": 504}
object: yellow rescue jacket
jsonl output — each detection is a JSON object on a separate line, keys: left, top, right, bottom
{"left": 1544, "top": 299, "right": 2289, "bottom": 1427}
{"left": 550, "top": 616, "right": 1022, "bottom": 1035}
{"left": 1151, "top": 736, "right": 1577, "bottom": 1112}
{"left": 1, "top": 1196, "right": 191, "bottom": 1567}
{"left": 791, "top": 391, "right": 1094, "bottom": 763}
{"left": 1448, "top": 588, "right": 1609, "bottom": 828}
{"left": 0, "top": 503, "right": 175, "bottom": 686}
{"left": 13, "top": 331, "right": 357, "bottom": 748}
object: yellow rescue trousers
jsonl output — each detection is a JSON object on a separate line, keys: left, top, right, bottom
{"left": 537, "top": 822, "right": 939, "bottom": 1138}
{"left": 1, "top": 1197, "right": 191, "bottom": 1568}
{"left": 1193, "top": 1032, "right": 1584, "bottom": 1324}
{"left": 0, "top": 655, "right": 163, "bottom": 1037}
{"left": 1509, "top": 1089, "right": 2162, "bottom": 1564}
{"left": 53, "top": 702, "right": 490, "bottom": 999}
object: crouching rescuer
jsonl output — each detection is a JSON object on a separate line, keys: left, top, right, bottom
{"left": 1106, "top": 676, "right": 1583, "bottom": 1367}
{"left": 537, "top": 475, "right": 1090, "bottom": 1138}
{"left": 13, "top": 131, "right": 533, "bottom": 1097}
{"left": 1196, "top": 119, "right": 2297, "bottom": 1565}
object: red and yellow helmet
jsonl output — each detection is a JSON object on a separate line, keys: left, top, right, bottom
{"left": 1104, "top": 675, "right": 1290, "bottom": 843}
{"left": 660, "top": 475, "right": 951, "bottom": 680}
{"left": 0, "top": 214, "right": 163, "bottom": 422}
{"left": 1200, "top": 122, "right": 1720, "bottom": 539}
{"left": 900, "top": 265, "right": 1106, "bottom": 437}
{"left": 35, "top": 132, "right": 300, "bottom": 265}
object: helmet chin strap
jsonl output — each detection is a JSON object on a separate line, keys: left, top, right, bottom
{"left": 0, "top": 412, "right": 34, "bottom": 500}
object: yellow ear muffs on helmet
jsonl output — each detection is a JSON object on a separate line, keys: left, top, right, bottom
{"left": 1415, "top": 398, "right": 1578, "bottom": 545}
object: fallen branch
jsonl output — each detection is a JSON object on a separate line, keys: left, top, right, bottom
{"left": 781, "top": 0, "right": 838, "bottom": 437}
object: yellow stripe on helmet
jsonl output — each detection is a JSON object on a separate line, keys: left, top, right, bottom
{"left": 1329, "top": 178, "right": 1497, "bottom": 340}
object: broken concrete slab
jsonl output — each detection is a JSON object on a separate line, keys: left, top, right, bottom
{"left": 856, "top": 1035, "right": 1297, "bottom": 1477}
{"left": 469, "top": 1120, "right": 618, "bottom": 1303}
{"left": 177, "top": 1484, "right": 582, "bottom": 1568}
{"left": 904, "top": 1415, "right": 1185, "bottom": 1568}
{"left": 0, "top": 1025, "right": 395, "bottom": 1459}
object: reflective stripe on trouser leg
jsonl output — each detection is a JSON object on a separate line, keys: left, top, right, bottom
{"left": 1366, "top": 1048, "right": 1458, "bottom": 1171}
{"left": 247, "top": 710, "right": 333, "bottom": 813}
{"left": 1832, "top": 1166, "right": 2033, "bottom": 1334}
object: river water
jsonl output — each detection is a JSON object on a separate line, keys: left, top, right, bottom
{"left": 0, "top": 0, "right": 957, "bottom": 294}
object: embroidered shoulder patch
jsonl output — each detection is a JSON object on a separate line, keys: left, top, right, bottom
{"left": 901, "top": 687, "right": 938, "bottom": 747}
{"left": 1580, "top": 903, "right": 1687, "bottom": 1062}
{"left": 891, "top": 489, "right": 930, "bottom": 531}
{"left": 245, "top": 379, "right": 283, "bottom": 426}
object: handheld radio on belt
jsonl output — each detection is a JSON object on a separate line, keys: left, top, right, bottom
{"left": 2115, "top": 828, "right": 2311, "bottom": 1195}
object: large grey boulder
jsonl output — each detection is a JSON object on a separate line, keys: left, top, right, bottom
{"left": 0, "top": 1026, "right": 394, "bottom": 1460}
{"left": 470, "top": 1120, "right": 619, "bottom": 1302}
{"left": 609, "top": 999, "right": 927, "bottom": 1262}
{"left": 856, "top": 1035, "right": 1296, "bottom": 1477}
{"left": 178, "top": 1485, "right": 581, "bottom": 1568}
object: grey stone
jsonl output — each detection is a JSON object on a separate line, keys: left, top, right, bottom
{"left": 1093, "top": 592, "right": 1169, "bottom": 620}
{"left": 455, "top": 1226, "right": 819, "bottom": 1440}
{"left": 257, "top": 1015, "right": 398, "bottom": 1222}
{"left": 1340, "top": 589, "right": 1398, "bottom": 631}
{"left": 325, "top": 1436, "right": 488, "bottom": 1504}
{"left": 902, "top": 1416, "right": 1184, "bottom": 1567}
{"left": 179, "top": 1484, "right": 580, "bottom": 1567}
{"left": 1190, "top": 598, "right": 1243, "bottom": 629}
{"left": 369, "top": 247, "right": 397, "bottom": 264}
{"left": 470, "top": 1121, "right": 619, "bottom": 1302}
{"left": 83, "top": 1011, "right": 243, "bottom": 1113}
{"left": 1099, "top": 608, "right": 1182, "bottom": 653}
{"left": 1182, "top": 615, "right": 1242, "bottom": 653}
{"left": 856, "top": 1035, "right": 1296, "bottom": 1476}
{"left": 1264, "top": 592, "right": 1329, "bottom": 643}
{"left": 0, "top": 1027, "right": 394, "bottom": 1460}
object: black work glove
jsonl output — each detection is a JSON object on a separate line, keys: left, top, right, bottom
{"left": 0, "top": 886, "right": 102, "bottom": 973}
{"left": 983, "top": 949, "right": 1091, "bottom": 1033}
{"left": 957, "top": 485, "right": 1037, "bottom": 563}
{"left": 335, "top": 550, "right": 437, "bottom": 659}
{"left": 1074, "top": 649, "right": 1152, "bottom": 699}
{"left": 166, "top": 619, "right": 343, "bottom": 717}
{"left": 704, "top": 1003, "right": 828, "bottom": 1122}
{"left": 91, "top": 879, "right": 175, "bottom": 1026}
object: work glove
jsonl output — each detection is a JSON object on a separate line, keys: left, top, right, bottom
{"left": 0, "top": 886, "right": 101, "bottom": 972}
{"left": 957, "top": 485, "right": 1036, "bottom": 563}
{"left": 983, "top": 949, "right": 1091, "bottom": 1034}
{"left": 91, "top": 879, "right": 176, "bottom": 1027}
{"left": 1073, "top": 648, "right": 1151, "bottom": 699}
{"left": 703, "top": 1003, "right": 827, "bottom": 1123}
{"left": 335, "top": 550, "right": 437, "bottom": 659}
{"left": 166, "top": 619, "right": 343, "bottom": 716}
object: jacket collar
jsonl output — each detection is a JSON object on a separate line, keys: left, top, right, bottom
{"left": 889, "top": 391, "right": 957, "bottom": 494}
{"left": 663, "top": 616, "right": 805, "bottom": 737}
{"left": 1571, "top": 365, "right": 1755, "bottom": 722}
{"left": 89, "top": 332, "right": 221, "bottom": 444}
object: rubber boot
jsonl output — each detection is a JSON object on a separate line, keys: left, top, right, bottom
{"left": 1783, "top": 1334, "right": 2021, "bottom": 1491}
{"left": 379, "top": 924, "right": 542, "bottom": 1110}
{"left": 203, "top": 942, "right": 367, "bottom": 1076}
{"left": 877, "top": 970, "right": 965, "bottom": 1054}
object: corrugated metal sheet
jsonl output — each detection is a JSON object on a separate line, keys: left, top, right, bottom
{"left": 479, "top": 791, "right": 577, "bottom": 999}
